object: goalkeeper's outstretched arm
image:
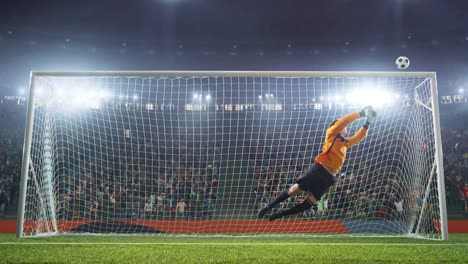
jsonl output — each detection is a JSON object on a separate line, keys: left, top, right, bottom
{"left": 345, "top": 107, "right": 377, "bottom": 147}
{"left": 328, "top": 106, "right": 374, "bottom": 135}
{"left": 328, "top": 112, "right": 361, "bottom": 135}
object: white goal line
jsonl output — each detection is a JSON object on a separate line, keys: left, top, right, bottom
{"left": 1, "top": 242, "right": 467, "bottom": 246}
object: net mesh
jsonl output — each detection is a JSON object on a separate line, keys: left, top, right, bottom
{"left": 20, "top": 73, "right": 444, "bottom": 239}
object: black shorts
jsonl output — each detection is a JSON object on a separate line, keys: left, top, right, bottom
{"left": 294, "top": 163, "right": 335, "bottom": 200}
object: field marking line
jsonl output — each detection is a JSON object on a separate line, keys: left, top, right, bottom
{"left": 1, "top": 242, "right": 468, "bottom": 246}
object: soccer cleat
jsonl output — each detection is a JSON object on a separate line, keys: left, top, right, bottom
{"left": 268, "top": 211, "right": 283, "bottom": 221}
{"left": 257, "top": 207, "right": 270, "bottom": 218}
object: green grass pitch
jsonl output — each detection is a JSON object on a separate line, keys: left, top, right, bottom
{"left": 0, "top": 234, "right": 467, "bottom": 263}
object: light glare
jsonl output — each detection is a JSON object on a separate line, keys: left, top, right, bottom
{"left": 347, "top": 85, "right": 398, "bottom": 108}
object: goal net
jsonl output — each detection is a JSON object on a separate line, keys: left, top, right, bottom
{"left": 17, "top": 71, "right": 448, "bottom": 239}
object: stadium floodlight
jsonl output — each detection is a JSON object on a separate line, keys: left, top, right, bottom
{"left": 88, "top": 90, "right": 98, "bottom": 100}
{"left": 18, "top": 87, "right": 26, "bottom": 95}
{"left": 347, "top": 87, "right": 398, "bottom": 108}
{"left": 67, "top": 87, "right": 102, "bottom": 109}
{"left": 133, "top": 95, "right": 138, "bottom": 100}
{"left": 18, "top": 71, "right": 447, "bottom": 240}
{"left": 71, "top": 93, "right": 86, "bottom": 108}
{"left": 206, "top": 94, "right": 211, "bottom": 100}
{"left": 258, "top": 95, "right": 262, "bottom": 99}
{"left": 56, "top": 88, "right": 64, "bottom": 97}
{"left": 99, "top": 89, "right": 109, "bottom": 98}
{"left": 459, "top": 88, "right": 464, "bottom": 94}
{"left": 35, "top": 87, "right": 44, "bottom": 96}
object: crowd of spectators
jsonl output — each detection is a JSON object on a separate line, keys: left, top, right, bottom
{"left": 54, "top": 163, "right": 220, "bottom": 221}
{"left": 1, "top": 104, "right": 221, "bottom": 220}
{"left": 441, "top": 111, "right": 468, "bottom": 213}
{"left": 0, "top": 102, "right": 467, "bottom": 222}
{"left": 52, "top": 118, "right": 221, "bottom": 220}
{"left": 252, "top": 111, "right": 468, "bottom": 219}
{"left": 250, "top": 113, "right": 406, "bottom": 220}
{"left": 0, "top": 105, "right": 22, "bottom": 217}
{"left": 252, "top": 159, "right": 408, "bottom": 220}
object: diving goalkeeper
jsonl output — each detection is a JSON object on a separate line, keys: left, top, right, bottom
{"left": 258, "top": 106, "right": 377, "bottom": 221}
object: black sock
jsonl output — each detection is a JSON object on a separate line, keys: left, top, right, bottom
{"left": 267, "top": 190, "right": 290, "bottom": 210}
{"left": 278, "top": 199, "right": 313, "bottom": 217}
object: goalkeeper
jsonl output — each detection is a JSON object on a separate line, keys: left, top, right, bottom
{"left": 258, "top": 106, "right": 377, "bottom": 221}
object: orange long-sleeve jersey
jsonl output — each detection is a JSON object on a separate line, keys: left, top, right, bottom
{"left": 314, "top": 112, "right": 368, "bottom": 175}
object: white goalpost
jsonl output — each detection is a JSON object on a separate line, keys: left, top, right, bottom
{"left": 17, "top": 71, "right": 448, "bottom": 240}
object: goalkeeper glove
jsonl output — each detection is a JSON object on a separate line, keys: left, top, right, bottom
{"left": 362, "top": 108, "right": 377, "bottom": 129}
{"left": 366, "top": 109, "right": 377, "bottom": 123}
{"left": 359, "top": 106, "right": 373, "bottom": 118}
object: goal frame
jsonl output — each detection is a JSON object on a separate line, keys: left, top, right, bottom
{"left": 16, "top": 71, "right": 448, "bottom": 240}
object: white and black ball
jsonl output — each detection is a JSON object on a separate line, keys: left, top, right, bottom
{"left": 396, "top": 56, "right": 410, "bottom": 70}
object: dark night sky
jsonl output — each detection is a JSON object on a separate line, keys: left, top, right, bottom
{"left": 1, "top": 0, "right": 468, "bottom": 95}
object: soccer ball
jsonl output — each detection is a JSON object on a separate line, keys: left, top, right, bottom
{"left": 396, "top": 56, "right": 410, "bottom": 70}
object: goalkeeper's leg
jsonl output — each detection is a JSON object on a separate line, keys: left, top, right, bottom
{"left": 269, "top": 194, "right": 317, "bottom": 221}
{"left": 257, "top": 184, "right": 302, "bottom": 218}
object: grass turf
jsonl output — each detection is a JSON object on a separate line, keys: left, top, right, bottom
{"left": 0, "top": 234, "right": 467, "bottom": 263}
